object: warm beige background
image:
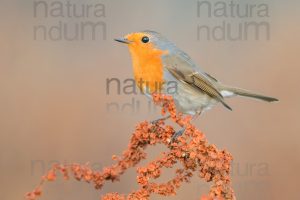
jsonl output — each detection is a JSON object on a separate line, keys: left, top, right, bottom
{"left": 0, "top": 0, "right": 299, "bottom": 200}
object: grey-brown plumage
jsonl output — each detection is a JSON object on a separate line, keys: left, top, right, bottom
{"left": 166, "top": 66, "right": 232, "bottom": 110}
{"left": 160, "top": 38, "right": 278, "bottom": 114}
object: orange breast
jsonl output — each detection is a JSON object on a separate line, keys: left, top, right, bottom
{"left": 128, "top": 45, "right": 168, "bottom": 93}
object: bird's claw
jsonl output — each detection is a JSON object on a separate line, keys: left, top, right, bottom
{"left": 170, "top": 128, "right": 185, "bottom": 142}
{"left": 150, "top": 115, "right": 170, "bottom": 124}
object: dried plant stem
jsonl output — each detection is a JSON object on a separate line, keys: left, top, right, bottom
{"left": 25, "top": 94, "right": 235, "bottom": 200}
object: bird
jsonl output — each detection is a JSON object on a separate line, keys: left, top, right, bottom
{"left": 115, "top": 30, "right": 278, "bottom": 138}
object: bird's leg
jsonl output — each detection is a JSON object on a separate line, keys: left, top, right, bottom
{"left": 170, "top": 111, "right": 201, "bottom": 142}
{"left": 170, "top": 128, "right": 186, "bottom": 142}
{"left": 150, "top": 115, "right": 170, "bottom": 124}
{"left": 192, "top": 110, "right": 202, "bottom": 120}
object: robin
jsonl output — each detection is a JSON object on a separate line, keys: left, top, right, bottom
{"left": 115, "top": 30, "right": 278, "bottom": 138}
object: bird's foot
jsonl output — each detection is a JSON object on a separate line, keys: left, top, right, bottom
{"left": 170, "top": 128, "right": 186, "bottom": 142}
{"left": 150, "top": 115, "right": 170, "bottom": 124}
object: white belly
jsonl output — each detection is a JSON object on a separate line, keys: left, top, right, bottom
{"left": 170, "top": 83, "right": 218, "bottom": 115}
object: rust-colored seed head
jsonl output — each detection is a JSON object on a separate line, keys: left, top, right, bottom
{"left": 25, "top": 94, "right": 235, "bottom": 200}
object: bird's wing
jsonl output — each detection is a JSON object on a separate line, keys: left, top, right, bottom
{"left": 204, "top": 72, "right": 219, "bottom": 82}
{"left": 163, "top": 53, "right": 232, "bottom": 110}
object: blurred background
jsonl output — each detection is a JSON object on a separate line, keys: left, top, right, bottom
{"left": 0, "top": 0, "right": 299, "bottom": 199}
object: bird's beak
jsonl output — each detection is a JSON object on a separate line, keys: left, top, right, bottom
{"left": 114, "top": 38, "right": 131, "bottom": 44}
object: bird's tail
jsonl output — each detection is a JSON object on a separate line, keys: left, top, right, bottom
{"left": 221, "top": 86, "right": 278, "bottom": 102}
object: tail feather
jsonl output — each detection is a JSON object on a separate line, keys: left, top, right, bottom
{"left": 222, "top": 86, "right": 278, "bottom": 102}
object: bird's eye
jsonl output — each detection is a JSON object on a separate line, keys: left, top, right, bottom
{"left": 141, "top": 36, "right": 149, "bottom": 43}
